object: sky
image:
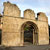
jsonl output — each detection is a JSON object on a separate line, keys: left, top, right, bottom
{"left": 0, "top": 0, "right": 50, "bottom": 25}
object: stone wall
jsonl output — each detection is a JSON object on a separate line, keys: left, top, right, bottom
{"left": 3, "top": 2, "right": 21, "bottom": 17}
{"left": 24, "top": 9, "right": 35, "bottom": 19}
{"left": 37, "top": 12, "right": 48, "bottom": 21}
{"left": 1, "top": 2, "right": 49, "bottom": 46}
{"left": 37, "top": 12, "right": 49, "bottom": 45}
{"left": 0, "top": 14, "right": 2, "bottom": 29}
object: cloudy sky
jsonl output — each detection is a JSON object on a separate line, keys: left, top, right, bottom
{"left": 0, "top": 0, "right": 50, "bottom": 25}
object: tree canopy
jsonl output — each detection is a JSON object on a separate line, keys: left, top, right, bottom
{"left": 49, "top": 25, "right": 50, "bottom": 39}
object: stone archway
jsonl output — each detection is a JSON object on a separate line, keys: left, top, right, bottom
{"left": 21, "top": 21, "right": 38, "bottom": 46}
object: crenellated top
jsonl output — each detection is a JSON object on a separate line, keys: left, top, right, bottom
{"left": 3, "top": 1, "right": 21, "bottom": 17}
{"left": 24, "top": 9, "right": 35, "bottom": 19}
{"left": 37, "top": 12, "right": 48, "bottom": 22}
{"left": 3, "top": 2, "right": 48, "bottom": 22}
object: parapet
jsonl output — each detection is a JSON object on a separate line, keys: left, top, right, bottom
{"left": 24, "top": 9, "right": 35, "bottom": 19}
{"left": 3, "top": 2, "right": 48, "bottom": 21}
{"left": 37, "top": 12, "right": 48, "bottom": 22}
{"left": 3, "top": 1, "right": 21, "bottom": 17}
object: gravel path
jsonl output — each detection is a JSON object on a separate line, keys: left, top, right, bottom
{"left": 0, "top": 45, "right": 50, "bottom": 50}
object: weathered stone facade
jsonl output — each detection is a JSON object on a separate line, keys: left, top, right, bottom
{"left": 1, "top": 2, "right": 49, "bottom": 46}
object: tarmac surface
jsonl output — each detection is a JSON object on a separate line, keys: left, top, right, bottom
{"left": 0, "top": 45, "right": 50, "bottom": 50}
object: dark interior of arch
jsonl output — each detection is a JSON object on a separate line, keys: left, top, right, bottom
{"left": 23, "top": 21, "right": 38, "bottom": 45}
{"left": 24, "top": 24, "right": 34, "bottom": 44}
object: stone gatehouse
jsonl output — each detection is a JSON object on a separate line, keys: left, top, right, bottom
{"left": 0, "top": 2, "right": 49, "bottom": 46}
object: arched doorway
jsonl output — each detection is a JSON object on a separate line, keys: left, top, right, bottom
{"left": 21, "top": 21, "right": 38, "bottom": 46}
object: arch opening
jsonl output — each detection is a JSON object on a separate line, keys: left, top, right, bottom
{"left": 21, "top": 21, "right": 38, "bottom": 46}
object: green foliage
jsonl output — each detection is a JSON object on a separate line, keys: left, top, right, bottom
{"left": 49, "top": 36, "right": 50, "bottom": 39}
{"left": 24, "top": 27, "right": 29, "bottom": 31}
{"left": 49, "top": 25, "right": 50, "bottom": 40}
{"left": 49, "top": 25, "right": 50, "bottom": 36}
{"left": 0, "top": 29, "right": 2, "bottom": 34}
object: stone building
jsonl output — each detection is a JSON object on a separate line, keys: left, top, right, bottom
{"left": 0, "top": 14, "right": 2, "bottom": 45}
{"left": 0, "top": 2, "right": 49, "bottom": 46}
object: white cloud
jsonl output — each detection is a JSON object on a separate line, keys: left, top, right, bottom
{"left": 38, "top": 0, "right": 50, "bottom": 2}
{"left": 0, "top": 6, "right": 2, "bottom": 14}
{"left": 18, "top": 4, "right": 50, "bottom": 25}
{"left": 5, "top": 0, "right": 24, "bottom": 3}
{"left": 37, "top": 0, "right": 50, "bottom": 7}
{"left": 0, "top": 0, "right": 50, "bottom": 25}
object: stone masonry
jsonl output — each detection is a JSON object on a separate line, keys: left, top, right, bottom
{"left": 1, "top": 2, "right": 49, "bottom": 46}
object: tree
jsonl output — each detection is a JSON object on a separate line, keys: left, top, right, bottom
{"left": 49, "top": 25, "right": 50, "bottom": 40}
